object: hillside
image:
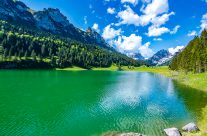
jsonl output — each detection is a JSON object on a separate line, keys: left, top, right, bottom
{"left": 0, "top": 0, "right": 146, "bottom": 69}
{"left": 0, "top": 0, "right": 111, "bottom": 50}
{"left": 170, "top": 30, "right": 207, "bottom": 73}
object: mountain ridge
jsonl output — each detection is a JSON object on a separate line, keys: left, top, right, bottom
{"left": 0, "top": 0, "right": 111, "bottom": 50}
{"left": 147, "top": 49, "right": 183, "bottom": 66}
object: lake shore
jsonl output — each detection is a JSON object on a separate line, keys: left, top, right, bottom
{"left": 58, "top": 65, "right": 207, "bottom": 136}
{"left": 57, "top": 65, "right": 207, "bottom": 92}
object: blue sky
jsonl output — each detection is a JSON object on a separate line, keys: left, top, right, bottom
{"left": 21, "top": 0, "right": 207, "bottom": 58}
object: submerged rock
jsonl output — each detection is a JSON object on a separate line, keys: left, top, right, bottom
{"left": 164, "top": 128, "right": 182, "bottom": 136}
{"left": 182, "top": 122, "right": 199, "bottom": 133}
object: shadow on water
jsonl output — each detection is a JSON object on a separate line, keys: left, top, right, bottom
{"left": 172, "top": 80, "right": 207, "bottom": 120}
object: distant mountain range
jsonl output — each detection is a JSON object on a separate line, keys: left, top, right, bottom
{"left": 147, "top": 49, "right": 183, "bottom": 66}
{"left": 0, "top": 0, "right": 111, "bottom": 50}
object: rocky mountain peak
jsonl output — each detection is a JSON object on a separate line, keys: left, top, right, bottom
{"left": 0, "top": 0, "right": 111, "bottom": 50}
{"left": 34, "top": 8, "right": 71, "bottom": 32}
{"left": 0, "top": 0, "right": 35, "bottom": 24}
{"left": 148, "top": 49, "right": 171, "bottom": 66}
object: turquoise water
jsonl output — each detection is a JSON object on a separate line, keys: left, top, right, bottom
{"left": 0, "top": 70, "right": 206, "bottom": 136}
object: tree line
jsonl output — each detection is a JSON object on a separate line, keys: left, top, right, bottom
{"left": 0, "top": 20, "right": 145, "bottom": 69}
{"left": 170, "top": 29, "right": 207, "bottom": 73}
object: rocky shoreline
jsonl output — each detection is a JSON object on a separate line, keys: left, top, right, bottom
{"left": 103, "top": 122, "right": 200, "bottom": 136}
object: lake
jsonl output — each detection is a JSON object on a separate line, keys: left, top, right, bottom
{"left": 0, "top": 70, "right": 207, "bottom": 136}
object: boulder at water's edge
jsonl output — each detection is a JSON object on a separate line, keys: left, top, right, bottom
{"left": 182, "top": 122, "right": 199, "bottom": 133}
{"left": 164, "top": 128, "right": 182, "bottom": 136}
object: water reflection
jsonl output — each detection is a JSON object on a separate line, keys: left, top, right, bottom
{"left": 0, "top": 70, "right": 207, "bottom": 136}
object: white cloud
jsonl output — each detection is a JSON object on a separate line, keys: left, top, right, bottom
{"left": 170, "top": 25, "right": 180, "bottom": 34}
{"left": 143, "top": 0, "right": 169, "bottom": 16}
{"left": 201, "top": 13, "right": 207, "bottom": 30}
{"left": 151, "top": 12, "right": 175, "bottom": 26}
{"left": 92, "top": 23, "right": 100, "bottom": 33}
{"left": 116, "top": 0, "right": 175, "bottom": 30}
{"left": 107, "top": 7, "right": 116, "bottom": 14}
{"left": 102, "top": 24, "right": 122, "bottom": 40}
{"left": 138, "top": 42, "right": 154, "bottom": 58}
{"left": 168, "top": 46, "right": 184, "bottom": 55}
{"left": 187, "top": 30, "right": 197, "bottom": 37}
{"left": 153, "top": 38, "right": 163, "bottom": 41}
{"left": 116, "top": 6, "right": 140, "bottom": 26}
{"left": 147, "top": 25, "right": 180, "bottom": 37}
{"left": 147, "top": 25, "right": 170, "bottom": 37}
{"left": 112, "top": 34, "right": 154, "bottom": 58}
{"left": 121, "top": 0, "right": 139, "bottom": 6}
{"left": 84, "top": 16, "right": 87, "bottom": 24}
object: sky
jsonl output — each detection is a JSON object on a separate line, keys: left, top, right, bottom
{"left": 21, "top": 0, "right": 207, "bottom": 58}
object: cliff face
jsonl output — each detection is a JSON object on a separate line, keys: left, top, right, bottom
{"left": 0, "top": 0, "right": 35, "bottom": 24}
{"left": 34, "top": 8, "right": 72, "bottom": 33}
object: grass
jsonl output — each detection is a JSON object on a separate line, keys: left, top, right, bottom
{"left": 56, "top": 66, "right": 86, "bottom": 71}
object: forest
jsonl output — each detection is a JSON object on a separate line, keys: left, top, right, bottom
{"left": 170, "top": 29, "right": 207, "bottom": 73}
{"left": 0, "top": 20, "right": 145, "bottom": 69}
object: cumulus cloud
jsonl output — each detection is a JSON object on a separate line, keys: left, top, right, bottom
{"left": 187, "top": 30, "right": 197, "bottom": 37}
{"left": 112, "top": 34, "right": 154, "bottom": 58}
{"left": 102, "top": 25, "right": 122, "bottom": 40}
{"left": 147, "top": 25, "right": 180, "bottom": 37}
{"left": 115, "top": 0, "right": 179, "bottom": 38}
{"left": 121, "top": 0, "right": 139, "bottom": 6}
{"left": 168, "top": 46, "right": 184, "bottom": 55}
{"left": 153, "top": 38, "right": 163, "bottom": 41}
{"left": 143, "top": 0, "right": 169, "bottom": 16}
{"left": 116, "top": 6, "right": 140, "bottom": 26}
{"left": 147, "top": 25, "right": 170, "bottom": 37}
{"left": 151, "top": 12, "right": 175, "bottom": 26}
{"left": 201, "top": 13, "right": 207, "bottom": 30}
{"left": 107, "top": 7, "right": 116, "bottom": 14}
{"left": 170, "top": 25, "right": 180, "bottom": 34}
{"left": 92, "top": 23, "right": 100, "bottom": 33}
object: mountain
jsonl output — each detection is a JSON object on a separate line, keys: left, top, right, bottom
{"left": 0, "top": 0, "right": 35, "bottom": 24}
{"left": 170, "top": 30, "right": 207, "bottom": 73}
{"left": 0, "top": 0, "right": 111, "bottom": 50}
{"left": 148, "top": 49, "right": 171, "bottom": 66}
{"left": 147, "top": 48, "right": 184, "bottom": 66}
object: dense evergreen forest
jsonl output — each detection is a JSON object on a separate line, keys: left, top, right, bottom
{"left": 170, "top": 29, "right": 207, "bottom": 73}
{"left": 0, "top": 20, "right": 145, "bottom": 69}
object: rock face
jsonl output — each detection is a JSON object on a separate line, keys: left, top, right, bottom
{"left": 0, "top": 0, "right": 35, "bottom": 24}
{"left": 86, "top": 27, "right": 106, "bottom": 45}
{"left": 164, "top": 128, "right": 182, "bottom": 136}
{"left": 182, "top": 122, "right": 199, "bottom": 133}
{"left": 34, "top": 8, "right": 71, "bottom": 33}
{"left": 0, "top": 0, "right": 111, "bottom": 50}
{"left": 148, "top": 49, "right": 171, "bottom": 66}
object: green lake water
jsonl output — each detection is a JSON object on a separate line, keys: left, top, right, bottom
{"left": 0, "top": 70, "right": 207, "bottom": 136}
